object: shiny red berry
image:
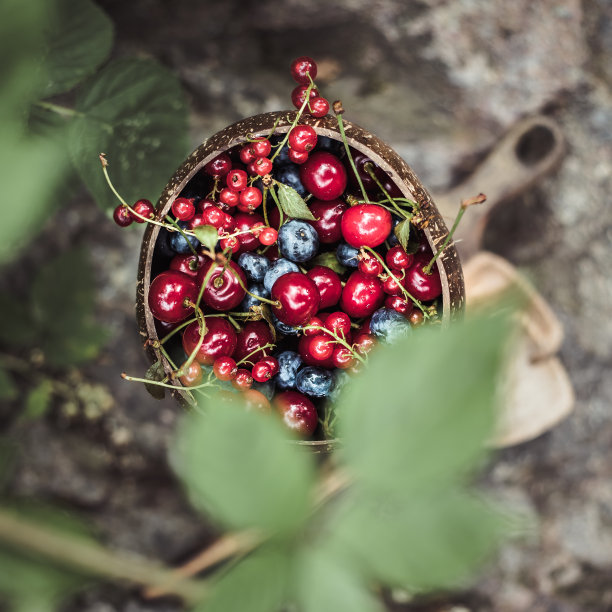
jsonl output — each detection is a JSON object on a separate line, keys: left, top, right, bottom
{"left": 239, "top": 187, "right": 263, "bottom": 210}
{"left": 219, "top": 187, "right": 240, "bottom": 207}
{"left": 131, "top": 199, "right": 155, "bottom": 223}
{"left": 274, "top": 390, "right": 318, "bottom": 436}
{"left": 341, "top": 204, "right": 392, "bottom": 248}
{"left": 288, "top": 149, "right": 309, "bottom": 164}
{"left": 226, "top": 169, "right": 248, "bottom": 192}
{"left": 307, "top": 199, "right": 348, "bottom": 244}
{"left": 182, "top": 319, "right": 237, "bottom": 365}
{"left": 304, "top": 316, "right": 323, "bottom": 336}
{"left": 233, "top": 321, "right": 274, "bottom": 363}
{"left": 252, "top": 360, "right": 274, "bottom": 383}
{"left": 306, "top": 265, "right": 342, "bottom": 310}
{"left": 197, "top": 260, "right": 247, "bottom": 311}
{"left": 148, "top": 271, "right": 198, "bottom": 323}
{"left": 353, "top": 332, "right": 376, "bottom": 355}
{"left": 386, "top": 245, "right": 413, "bottom": 271}
{"left": 271, "top": 272, "right": 320, "bottom": 327}
{"left": 171, "top": 197, "right": 195, "bottom": 221}
{"left": 298, "top": 334, "right": 335, "bottom": 368}
{"left": 340, "top": 270, "right": 385, "bottom": 318}
{"left": 290, "top": 56, "right": 318, "bottom": 84}
{"left": 385, "top": 295, "right": 411, "bottom": 316}
{"left": 252, "top": 157, "right": 273, "bottom": 176}
{"left": 239, "top": 145, "right": 257, "bottom": 164}
{"left": 220, "top": 235, "right": 240, "bottom": 253}
{"left": 213, "top": 356, "right": 238, "bottom": 381}
{"left": 113, "top": 204, "right": 133, "bottom": 227}
{"left": 289, "top": 125, "right": 317, "bottom": 153}
{"left": 232, "top": 368, "right": 254, "bottom": 390}
{"left": 251, "top": 139, "right": 272, "bottom": 158}
{"left": 179, "top": 361, "right": 203, "bottom": 387}
{"left": 324, "top": 311, "right": 351, "bottom": 340}
{"left": 403, "top": 258, "right": 442, "bottom": 302}
{"left": 259, "top": 356, "right": 279, "bottom": 376}
{"left": 169, "top": 253, "right": 206, "bottom": 278}
{"left": 358, "top": 255, "right": 384, "bottom": 276}
{"left": 259, "top": 227, "right": 277, "bottom": 245}
{"left": 204, "top": 153, "right": 232, "bottom": 178}
{"left": 382, "top": 274, "right": 404, "bottom": 296}
{"left": 291, "top": 84, "right": 319, "bottom": 109}
{"left": 299, "top": 152, "right": 347, "bottom": 201}
{"left": 234, "top": 212, "right": 265, "bottom": 253}
{"left": 308, "top": 334, "right": 333, "bottom": 361}
{"left": 308, "top": 96, "right": 329, "bottom": 117}
{"left": 332, "top": 346, "right": 356, "bottom": 369}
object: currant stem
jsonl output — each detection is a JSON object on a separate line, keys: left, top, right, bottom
{"left": 423, "top": 193, "right": 486, "bottom": 275}
{"left": 121, "top": 372, "right": 213, "bottom": 392}
{"left": 301, "top": 325, "right": 367, "bottom": 365}
{"left": 236, "top": 342, "right": 276, "bottom": 367}
{"left": 335, "top": 109, "right": 368, "bottom": 202}
{"left": 165, "top": 215, "right": 199, "bottom": 258}
{"left": 262, "top": 188, "right": 269, "bottom": 227}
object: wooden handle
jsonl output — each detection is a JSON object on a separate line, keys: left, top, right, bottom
{"left": 433, "top": 115, "right": 565, "bottom": 261}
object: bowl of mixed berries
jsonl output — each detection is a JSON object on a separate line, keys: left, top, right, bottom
{"left": 110, "top": 57, "right": 464, "bottom": 447}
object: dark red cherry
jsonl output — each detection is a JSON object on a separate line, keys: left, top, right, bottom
{"left": 274, "top": 390, "right": 318, "bottom": 436}
{"left": 182, "top": 318, "right": 237, "bottom": 365}
{"left": 341, "top": 204, "right": 392, "bottom": 248}
{"left": 169, "top": 252, "right": 207, "bottom": 278}
{"left": 403, "top": 258, "right": 442, "bottom": 302}
{"left": 340, "top": 270, "right": 385, "bottom": 318}
{"left": 290, "top": 56, "right": 318, "bottom": 84}
{"left": 299, "top": 152, "right": 347, "bottom": 201}
{"left": 386, "top": 245, "right": 413, "bottom": 271}
{"left": 353, "top": 332, "right": 376, "bottom": 355}
{"left": 233, "top": 321, "right": 274, "bottom": 363}
{"left": 204, "top": 153, "right": 232, "bottom": 178}
{"left": 234, "top": 212, "right": 265, "bottom": 253}
{"left": 385, "top": 295, "right": 412, "bottom": 316}
{"left": 306, "top": 266, "right": 342, "bottom": 309}
{"left": 308, "top": 334, "right": 334, "bottom": 361}
{"left": 197, "top": 260, "right": 247, "bottom": 311}
{"left": 113, "top": 204, "right": 133, "bottom": 227}
{"left": 298, "top": 334, "right": 335, "bottom": 368}
{"left": 148, "top": 271, "right": 198, "bottom": 323}
{"left": 382, "top": 274, "right": 404, "bottom": 296}
{"left": 307, "top": 199, "right": 348, "bottom": 243}
{"left": 271, "top": 272, "right": 320, "bottom": 327}
{"left": 131, "top": 199, "right": 155, "bottom": 223}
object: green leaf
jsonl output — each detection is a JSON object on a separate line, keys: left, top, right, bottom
{"left": 42, "top": 0, "right": 114, "bottom": 97}
{"left": 171, "top": 392, "right": 316, "bottom": 532}
{"left": 337, "top": 315, "right": 509, "bottom": 496}
{"left": 22, "top": 380, "right": 53, "bottom": 421}
{"left": 327, "top": 488, "right": 505, "bottom": 591}
{"left": 29, "top": 248, "right": 108, "bottom": 367}
{"left": 294, "top": 547, "right": 383, "bottom": 612}
{"left": 194, "top": 546, "right": 290, "bottom": 612}
{"left": 0, "top": 369, "right": 17, "bottom": 402}
{"left": 394, "top": 218, "right": 411, "bottom": 251}
{"left": 68, "top": 58, "right": 189, "bottom": 211}
{"left": 310, "top": 251, "right": 347, "bottom": 275}
{"left": 275, "top": 183, "right": 316, "bottom": 221}
{"left": 144, "top": 360, "right": 166, "bottom": 400}
{"left": 193, "top": 225, "right": 219, "bottom": 254}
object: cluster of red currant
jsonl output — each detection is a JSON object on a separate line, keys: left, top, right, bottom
{"left": 110, "top": 57, "right": 451, "bottom": 439}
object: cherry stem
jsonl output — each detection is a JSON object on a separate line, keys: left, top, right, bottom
{"left": 362, "top": 246, "right": 430, "bottom": 318}
{"left": 363, "top": 163, "right": 410, "bottom": 220}
{"left": 334, "top": 109, "right": 368, "bottom": 202}
{"left": 423, "top": 193, "right": 487, "bottom": 275}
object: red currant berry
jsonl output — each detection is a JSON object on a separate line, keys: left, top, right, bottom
{"left": 171, "top": 197, "right": 195, "bottom": 221}
{"left": 201, "top": 205, "right": 227, "bottom": 229}
{"left": 226, "top": 169, "right": 248, "bottom": 192}
{"left": 307, "top": 199, "right": 348, "bottom": 244}
{"left": 289, "top": 125, "right": 317, "bottom": 153}
{"left": 308, "top": 334, "right": 333, "bottom": 361}
{"left": 332, "top": 346, "right": 356, "bottom": 369}
{"left": 239, "top": 145, "right": 257, "bottom": 164}
{"left": 385, "top": 295, "right": 411, "bottom": 316}
{"left": 274, "top": 390, "right": 318, "bottom": 437}
{"left": 131, "top": 199, "right": 155, "bottom": 223}
{"left": 324, "top": 311, "right": 351, "bottom": 340}
{"left": 249, "top": 222, "right": 265, "bottom": 237}
{"left": 148, "top": 271, "right": 198, "bottom": 323}
{"left": 188, "top": 214, "right": 206, "bottom": 230}
{"left": 251, "top": 138, "right": 272, "bottom": 158}
{"left": 232, "top": 368, "right": 254, "bottom": 390}
{"left": 220, "top": 235, "right": 240, "bottom": 253}
{"left": 204, "top": 153, "right": 232, "bottom": 178}
{"left": 409, "top": 310, "right": 425, "bottom": 327}
{"left": 252, "top": 360, "right": 274, "bottom": 383}
{"left": 239, "top": 187, "right": 263, "bottom": 210}
{"left": 308, "top": 96, "right": 329, "bottom": 117}
{"left": 291, "top": 84, "right": 319, "bottom": 109}
{"left": 386, "top": 245, "right": 413, "bottom": 271}
{"left": 113, "top": 204, "right": 133, "bottom": 227}
{"left": 382, "top": 274, "right": 404, "bottom": 296}
{"left": 213, "top": 356, "right": 238, "bottom": 381}
{"left": 271, "top": 272, "right": 320, "bottom": 327}
{"left": 259, "top": 356, "right": 279, "bottom": 377}
{"left": 179, "top": 361, "right": 203, "bottom": 387}
{"left": 299, "top": 151, "right": 347, "bottom": 201}
{"left": 306, "top": 266, "right": 342, "bottom": 309}
{"left": 219, "top": 187, "right": 240, "bottom": 207}
{"left": 290, "top": 56, "right": 318, "bottom": 84}
{"left": 304, "top": 316, "right": 323, "bottom": 336}
{"left": 341, "top": 203, "right": 392, "bottom": 248}
{"left": 298, "top": 334, "right": 335, "bottom": 368}
{"left": 358, "top": 255, "right": 383, "bottom": 276}
{"left": 288, "top": 149, "right": 309, "bottom": 164}
{"left": 183, "top": 319, "right": 237, "bottom": 366}
{"left": 198, "top": 197, "right": 217, "bottom": 213}
{"left": 340, "top": 270, "right": 385, "bottom": 318}
{"left": 233, "top": 321, "right": 274, "bottom": 363}
{"left": 353, "top": 332, "right": 376, "bottom": 355}
{"left": 259, "top": 227, "right": 278, "bottom": 245}
{"left": 252, "top": 157, "right": 273, "bottom": 176}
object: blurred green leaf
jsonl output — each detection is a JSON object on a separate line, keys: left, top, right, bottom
{"left": 394, "top": 218, "right": 411, "bottom": 251}
{"left": 42, "top": 0, "right": 114, "bottom": 97}
{"left": 22, "top": 379, "right": 53, "bottom": 421}
{"left": 172, "top": 393, "right": 316, "bottom": 532}
{"left": 337, "top": 316, "right": 508, "bottom": 496}
{"left": 276, "top": 183, "right": 315, "bottom": 221}
{"left": 294, "top": 547, "right": 383, "bottom": 612}
{"left": 326, "top": 488, "right": 504, "bottom": 591}
{"left": 30, "top": 248, "right": 108, "bottom": 367}
{"left": 0, "top": 369, "right": 17, "bottom": 402}
{"left": 194, "top": 546, "right": 290, "bottom": 612}
{"left": 69, "top": 58, "right": 189, "bottom": 211}
{"left": 193, "top": 225, "right": 219, "bottom": 254}
{"left": 0, "top": 295, "right": 37, "bottom": 348}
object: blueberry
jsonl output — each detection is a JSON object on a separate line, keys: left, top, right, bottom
{"left": 317, "top": 136, "right": 345, "bottom": 158}
{"left": 272, "top": 315, "right": 300, "bottom": 336}
{"left": 278, "top": 220, "right": 319, "bottom": 263}
{"left": 155, "top": 228, "right": 176, "bottom": 259}
{"left": 274, "top": 163, "right": 307, "bottom": 197}
{"left": 370, "top": 307, "right": 412, "bottom": 343}
{"left": 169, "top": 221, "right": 200, "bottom": 254}
{"left": 329, "top": 370, "right": 351, "bottom": 402}
{"left": 240, "top": 283, "right": 268, "bottom": 311}
{"left": 336, "top": 242, "right": 359, "bottom": 267}
{"left": 275, "top": 350, "right": 303, "bottom": 389}
{"left": 238, "top": 252, "right": 270, "bottom": 283}
{"left": 296, "top": 366, "right": 333, "bottom": 398}
{"left": 270, "top": 135, "right": 291, "bottom": 166}
{"left": 263, "top": 258, "right": 299, "bottom": 293}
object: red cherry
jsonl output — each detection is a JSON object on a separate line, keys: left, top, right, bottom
{"left": 386, "top": 245, "right": 413, "bottom": 271}
{"left": 197, "top": 260, "right": 247, "bottom": 311}
{"left": 234, "top": 212, "right": 265, "bottom": 253}
{"left": 178, "top": 361, "right": 203, "bottom": 387}
{"left": 291, "top": 84, "right": 319, "bottom": 109}
{"left": 290, "top": 56, "right": 318, "bottom": 84}
{"left": 324, "top": 311, "right": 352, "bottom": 340}
{"left": 305, "top": 266, "right": 342, "bottom": 310}
{"left": 271, "top": 272, "right": 320, "bottom": 327}
{"left": 341, "top": 204, "right": 392, "bottom": 248}
{"left": 332, "top": 346, "right": 356, "bottom": 369}
{"left": 113, "top": 204, "right": 133, "bottom": 227}
{"left": 171, "top": 197, "right": 195, "bottom": 221}
{"left": 403, "top": 258, "right": 442, "bottom": 302}
{"left": 299, "top": 152, "right": 347, "bottom": 201}
{"left": 308, "top": 97, "right": 329, "bottom": 118}
{"left": 307, "top": 199, "right": 348, "bottom": 243}
{"left": 233, "top": 321, "right": 274, "bottom": 363}
{"left": 382, "top": 274, "right": 404, "bottom": 296}
{"left": 232, "top": 368, "right": 254, "bottom": 390}
{"left": 182, "top": 318, "right": 237, "bottom": 365}
{"left": 251, "top": 138, "right": 272, "bottom": 158}
{"left": 204, "top": 153, "right": 232, "bottom": 178}
{"left": 148, "top": 271, "right": 198, "bottom": 323}
{"left": 169, "top": 253, "right": 206, "bottom": 278}
{"left": 288, "top": 149, "right": 309, "bottom": 164}
{"left": 131, "top": 199, "right": 155, "bottom": 223}
{"left": 289, "top": 125, "right": 317, "bottom": 153}
{"left": 213, "top": 356, "right": 238, "bottom": 381}
{"left": 226, "top": 169, "right": 248, "bottom": 192}
{"left": 358, "top": 254, "right": 383, "bottom": 276}
{"left": 340, "top": 270, "right": 385, "bottom": 318}
{"left": 274, "top": 390, "right": 318, "bottom": 436}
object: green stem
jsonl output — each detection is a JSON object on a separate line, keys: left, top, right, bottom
{"left": 36, "top": 101, "right": 82, "bottom": 119}
{"left": 363, "top": 163, "right": 410, "bottom": 219}
{"left": 424, "top": 205, "right": 466, "bottom": 275}
{"left": 236, "top": 343, "right": 276, "bottom": 367}
{"left": 268, "top": 186, "right": 285, "bottom": 227}
{"left": 262, "top": 188, "right": 269, "bottom": 227}
{"left": 165, "top": 215, "right": 199, "bottom": 258}
{"left": 335, "top": 112, "right": 368, "bottom": 202}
